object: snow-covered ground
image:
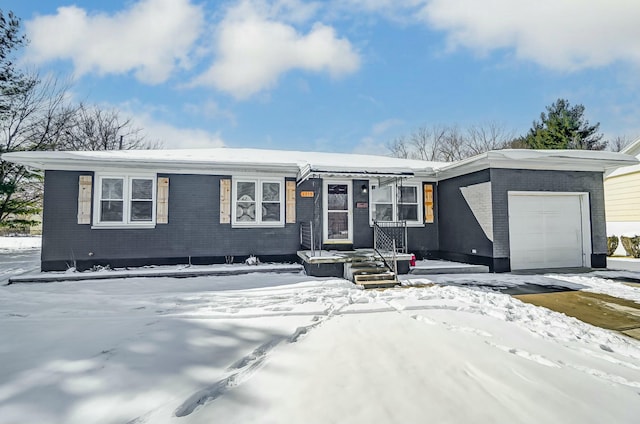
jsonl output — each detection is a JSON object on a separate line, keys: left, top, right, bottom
{"left": 0, "top": 237, "right": 41, "bottom": 284}
{"left": 0, "top": 236, "right": 42, "bottom": 251}
{"left": 2, "top": 269, "right": 640, "bottom": 424}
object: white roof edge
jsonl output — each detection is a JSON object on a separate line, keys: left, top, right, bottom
{"left": 4, "top": 148, "right": 636, "bottom": 181}
{"left": 1, "top": 151, "right": 301, "bottom": 173}
{"left": 622, "top": 137, "right": 640, "bottom": 156}
{"left": 436, "top": 149, "right": 639, "bottom": 180}
{"left": 1, "top": 148, "right": 447, "bottom": 177}
{"left": 606, "top": 163, "right": 640, "bottom": 179}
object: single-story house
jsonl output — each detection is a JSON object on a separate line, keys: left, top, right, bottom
{"left": 2, "top": 148, "right": 636, "bottom": 274}
{"left": 604, "top": 137, "right": 640, "bottom": 254}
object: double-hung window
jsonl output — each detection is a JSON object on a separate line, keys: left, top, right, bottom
{"left": 94, "top": 175, "right": 156, "bottom": 227}
{"left": 370, "top": 183, "right": 422, "bottom": 225}
{"left": 233, "top": 178, "right": 284, "bottom": 227}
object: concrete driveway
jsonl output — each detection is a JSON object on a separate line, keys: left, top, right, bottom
{"left": 607, "top": 257, "right": 640, "bottom": 272}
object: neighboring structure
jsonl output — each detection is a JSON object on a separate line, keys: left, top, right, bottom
{"left": 3, "top": 148, "right": 636, "bottom": 273}
{"left": 605, "top": 138, "right": 640, "bottom": 255}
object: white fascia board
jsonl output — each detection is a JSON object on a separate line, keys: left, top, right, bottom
{"left": 621, "top": 137, "right": 640, "bottom": 156}
{"left": 1, "top": 153, "right": 300, "bottom": 177}
{"left": 605, "top": 163, "right": 640, "bottom": 179}
{"left": 435, "top": 150, "right": 639, "bottom": 180}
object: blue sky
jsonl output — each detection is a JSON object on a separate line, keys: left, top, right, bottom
{"left": 4, "top": 0, "right": 640, "bottom": 152}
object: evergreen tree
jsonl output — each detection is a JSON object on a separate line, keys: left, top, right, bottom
{"left": 521, "top": 99, "right": 606, "bottom": 150}
{"left": 0, "top": 10, "right": 42, "bottom": 229}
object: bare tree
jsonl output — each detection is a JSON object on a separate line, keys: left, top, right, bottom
{"left": 407, "top": 125, "right": 448, "bottom": 161}
{"left": 387, "top": 122, "right": 518, "bottom": 162}
{"left": 608, "top": 135, "right": 634, "bottom": 153}
{"left": 59, "top": 103, "right": 160, "bottom": 151}
{"left": 386, "top": 135, "right": 411, "bottom": 159}
{"left": 0, "top": 75, "right": 77, "bottom": 226}
{"left": 466, "top": 122, "right": 516, "bottom": 156}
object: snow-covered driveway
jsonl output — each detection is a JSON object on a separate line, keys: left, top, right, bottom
{"left": 0, "top": 237, "right": 41, "bottom": 284}
{"left": 1, "top": 273, "right": 640, "bottom": 424}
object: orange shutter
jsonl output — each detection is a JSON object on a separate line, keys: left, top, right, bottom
{"left": 424, "top": 184, "right": 434, "bottom": 223}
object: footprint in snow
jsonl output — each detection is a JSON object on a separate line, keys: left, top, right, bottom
{"left": 487, "top": 341, "right": 559, "bottom": 368}
{"left": 411, "top": 314, "right": 437, "bottom": 325}
{"left": 448, "top": 325, "right": 492, "bottom": 338}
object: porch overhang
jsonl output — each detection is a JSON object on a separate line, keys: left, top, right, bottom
{"left": 296, "top": 163, "right": 415, "bottom": 185}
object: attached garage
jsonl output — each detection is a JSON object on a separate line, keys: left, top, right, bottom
{"left": 508, "top": 192, "right": 591, "bottom": 270}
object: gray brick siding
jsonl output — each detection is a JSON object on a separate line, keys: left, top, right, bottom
{"left": 490, "top": 168, "right": 606, "bottom": 257}
{"left": 42, "top": 171, "right": 300, "bottom": 270}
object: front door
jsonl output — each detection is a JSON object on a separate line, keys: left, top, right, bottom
{"left": 324, "top": 181, "right": 352, "bottom": 243}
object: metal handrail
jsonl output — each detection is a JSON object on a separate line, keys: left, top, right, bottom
{"left": 373, "top": 220, "right": 407, "bottom": 253}
{"left": 300, "top": 221, "right": 315, "bottom": 256}
{"left": 373, "top": 221, "right": 404, "bottom": 279}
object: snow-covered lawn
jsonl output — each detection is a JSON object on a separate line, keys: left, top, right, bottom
{"left": 0, "top": 237, "right": 41, "bottom": 284}
{"left": 2, "top": 272, "right": 640, "bottom": 424}
{"left": 0, "top": 236, "right": 41, "bottom": 251}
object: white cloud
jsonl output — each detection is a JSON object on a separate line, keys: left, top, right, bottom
{"left": 183, "top": 101, "right": 237, "bottom": 126}
{"left": 116, "top": 105, "right": 226, "bottom": 149}
{"left": 372, "top": 118, "right": 404, "bottom": 136}
{"left": 24, "top": 0, "right": 204, "bottom": 84}
{"left": 352, "top": 118, "right": 404, "bottom": 154}
{"left": 351, "top": 136, "right": 388, "bottom": 155}
{"left": 192, "top": 0, "right": 360, "bottom": 99}
{"left": 337, "top": 0, "right": 425, "bottom": 18}
{"left": 420, "top": 0, "right": 640, "bottom": 71}
{"left": 141, "top": 119, "right": 226, "bottom": 149}
{"left": 338, "top": 0, "right": 640, "bottom": 71}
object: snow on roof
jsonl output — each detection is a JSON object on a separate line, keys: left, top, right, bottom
{"left": 607, "top": 137, "right": 640, "bottom": 178}
{"left": 621, "top": 136, "right": 640, "bottom": 157}
{"left": 437, "top": 149, "right": 638, "bottom": 179}
{"left": 1, "top": 148, "right": 448, "bottom": 177}
{"left": 2, "top": 147, "right": 636, "bottom": 179}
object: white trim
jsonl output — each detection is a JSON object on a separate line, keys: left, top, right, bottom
{"left": 231, "top": 177, "right": 285, "bottom": 228}
{"left": 92, "top": 173, "right": 157, "bottom": 228}
{"left": 436, "top": 150, "right": 638, "bottom": 180}
{"left": 508, "top": 191, "right": 591, "bottom": 268}
{"left": 323, "top": 180, "right": 353, "bottom": 244}
{"left": 368, "top": 181, "right": 424, "bottom": 227}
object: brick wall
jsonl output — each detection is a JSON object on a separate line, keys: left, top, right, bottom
{"left": 42, "top": 171, "right": 300, "bottom": 270}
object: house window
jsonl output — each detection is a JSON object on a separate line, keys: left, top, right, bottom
{"left": 370, "top": 183, "right": 422, "bottom": 225}
{"left": 372, "top": 185, "right": 393, "bottom": 222}
{"left": 233, "top": 178, "right": 284, "bottom": 227}
{"left": 398, "top": 186, "right": 419, "bottom": 221}
{"left": 94, "top": 175, "right": 156, "bottom": 227}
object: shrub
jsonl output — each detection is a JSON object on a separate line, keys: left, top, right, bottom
{"left": 607, "top": 236, "right": 619, "bottom": 256}
{"left": 620, "top": 236, "right": 640, "bottom": 258}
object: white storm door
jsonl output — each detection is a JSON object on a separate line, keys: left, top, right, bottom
{"left": 324, "top": 182, "right": 352, "bottom": 243}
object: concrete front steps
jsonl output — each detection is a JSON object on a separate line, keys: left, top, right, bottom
{"left": 347, "top": 258, "right": 399, "bottom": 289}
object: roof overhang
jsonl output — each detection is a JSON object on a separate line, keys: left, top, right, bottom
{"left": 436, "top": 149, "right": 639, "bottom": 180}
{"left": 296, "top": 163, "right": 417, "bottom": 184}
{"left": 1, "top": 151, "right": 301, "bottom": 176}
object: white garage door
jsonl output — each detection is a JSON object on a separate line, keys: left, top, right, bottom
{"left": 508, "top": 193, "right": 589, "bottom": 270}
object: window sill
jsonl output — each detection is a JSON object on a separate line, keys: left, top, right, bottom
{"left": 231, "top": 222, "right": 286, "bottom": 229}
{"left": 369, "top": 222, "right": 425, "bottom": 228}
{"left": 91, "top": 223, "right": 156, "bottom": 230}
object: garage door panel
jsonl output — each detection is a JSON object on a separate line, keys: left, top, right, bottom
{"left": 508, "top": 194, "right": 586, "bottom": 270}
